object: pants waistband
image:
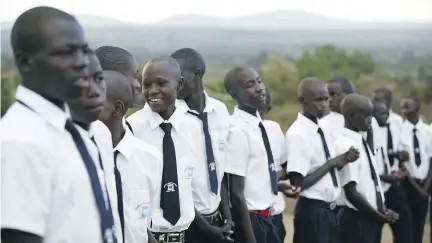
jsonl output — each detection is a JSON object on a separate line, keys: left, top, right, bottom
{"left": 152, "top": 231, "right": 186, "bottom": 243}
{"left": 297, "top": 196, "right": 339, "bottom": 211}
{"left": 249, "top": 209, "right": 271, "bottom": 216}
{"left": 202, "top": 209, "right": 224, "bottom": 225}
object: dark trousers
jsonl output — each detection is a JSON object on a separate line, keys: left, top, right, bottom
{"left": 185, "top": 210, "right": 225, "bottom": 243}
{"left": 292, "top": 197, "right": 341, "bottom": 243}
{"left": 404, "top": 180, "right": 429, "bottom": 243}
{"left": 376, "top": 184, "right": 414, "bottom": 243}
{"left": 272, "top": 213, "right": 286, "bottom": 243}
{"left": 248, "top": 212, "right": 281, "bottom": 243}
{"left": 340, "top": 207, "right": 381, "bottom": 243}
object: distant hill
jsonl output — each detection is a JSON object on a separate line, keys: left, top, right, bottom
{"left": 1, "top": 11, "right": 431, "bottom": 62}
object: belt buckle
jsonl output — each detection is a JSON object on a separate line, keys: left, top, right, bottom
{"left": 330, "top": 201, "right": 337, "bottom": 210}
{"left": 157, "top": 234, "right": 166, "bottom": 243}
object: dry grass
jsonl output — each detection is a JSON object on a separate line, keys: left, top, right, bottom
{"left": 282, "top": 199, "right": 430, "bottom": 243}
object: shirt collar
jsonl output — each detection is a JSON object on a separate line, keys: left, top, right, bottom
{"left": 232, "top": 106, "right": 262, "bottom": 127}
{"left": 143, "top": 102, "right": 188, "bottom": 131}
{"left": 15, "top": 85, "right": 70, "bottom": 131}
{"left": 297, "top": 112, "right": 320, "bottom": 131}
{"left": 403, "top": 119, "right": 425, "bottom": 131}
{"left": 175, "top": 92, "right": 217, "bottom": 114}
{"left": 114, "top": 128, "right": 134, "bottom": 161}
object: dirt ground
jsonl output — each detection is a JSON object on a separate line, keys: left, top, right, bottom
{"left": 282, "top": 199, "right": 430, "bottom": 243}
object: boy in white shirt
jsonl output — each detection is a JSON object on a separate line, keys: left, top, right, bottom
{"left": 399, "top": 97, "right": 432, "bottom": 243}
{"left": 95, "top": 45, "right": 142, "bottom": 133}
{"left": 1, "top": 7, "right": 118, "bottom": 243}
{"left": 372, "top": 88, "right": 404, "bottom": 131}
{"left": 98, "top": 70, "right": 162, "bottom": 243}
{"left": 335, "top": 93, "right": 398, "bottom": 243}
{"left": 258, "top": 89, "right": 288, "bottom": 243}
{"left": 286, "top": 77, "right": 359, "bottom": 243}
{"left": 127, "top": 57, "right": 203, "bottom": 243}
{"left": 372, "top": 101, "right": 413, "bottom": 243}
{"left": 171, "top": 48, "right": 234, "bottom": 242}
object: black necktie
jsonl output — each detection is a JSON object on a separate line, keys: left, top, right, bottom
{"left": 413, "top": 128, "right": 421, "bottom": 167}
{"left": 125, "top": 120, "right": 134, "bottom": 135}
{"left": 362, "top": 139, "right": 385, "bottom": 212}
{"left": 317, "top": 127, "right": 338, "bottom": 188}
{"left": 159, "top": 123, "right": 181, "bottom": 225}
{"left": 380, "top": 147, "right": 389, "bottom": 174}
{"left": 65, "top": 120, "right": 117, "bottom": 243}
{"left": 114, "top": 151, "right": 124, "bottom": 243}
{"left": 386, "top": 124, "right": 395, "bottom": 167}
{"left": 258, "top": 122, "right": 278, "bottom": 195}
{"left": 188, "top": 111, "right": 218, "bottom": 194}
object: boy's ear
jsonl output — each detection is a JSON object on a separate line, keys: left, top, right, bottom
{"left": 177, "top": 77, "right": 185, "bottom": 92}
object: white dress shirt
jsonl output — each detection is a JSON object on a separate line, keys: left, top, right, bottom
{"left": 262, "top": 120, "right": 287, "bottom": 215}
{"left": 127, "top": 103, "right": 203, "bottom": 232}
{"left": 224, "top": 107, "right": 279, "bottom": 210}
{"left": 286, "top": 113, "right": 341, "bottom": 203}
{"left": 176, "top": 95, "right": 230, "bottom": 214}
{"left": 115, "top": 128, "right": 163, "bottom": 243}
{"left": 334, "top": 128, "right": 386, "bottom": 211}
{"left": 399, "top": 120, "right": 432, "bottom": 180}
{"left": 1, "top": 85, "right": 113, "bottom": 243}
{"left": 389, "top": 110, "right": 404, "bottom": 132}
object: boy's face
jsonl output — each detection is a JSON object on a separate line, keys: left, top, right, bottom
{"left": 327, "top": 82, "right": 345, "bottom": 112}
{"left": 348, "top": 103, "right": 373, "bottom": 132}
{"left": 400, "top": 98, "right": 419, "bottom": 120}
{"left": 372, "top": 92, "right": 390, "bottom": 108}
{"left": 142, "top": 61, "right": 183, "bottom": 114}
{"left": 372, "top": 102, "right": 389, "bottom": 126}
{"left": 122, "top": 57, "right": 141, "bottom": 107}
{"left": 301, "top": 82, "right": 329, "bottom": 119}
{"left": 69, "top": 55, "right": 106, "bottom": 123}
{"left": 234, "top": 68, "right": 266, "bottom": 110}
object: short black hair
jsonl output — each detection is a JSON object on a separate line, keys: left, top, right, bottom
{"left": 404, "top": 96, "right": 421, "bottom": 108}
{"left": 372, "top": 100, "right": 388, "bottom": 112}
{"left": 142, "top": 57, "right": 181, "bottom": 81}
{"left": 95, "top": 46, "right": 136, "bottom": 75}
{"left": 104, "top": 70, "right": 133, "bottom": 112}
{"left": 11, "top": 6, "right": 76, "bottom": 55}
{"left": 340, "top": 93, "right": 372, "bottom": 116}
{"left": 297, "top": 77, "right": 325, "bottom": 98}
{"left": 224, "top": 67, "right": 248, "bottom": 96}
{"left": 329, "top": 76, "right": 356, "bottom": 94}
{"left": 170, "top": 48, "right": 206, "bottom": 77}
{"left": 373, "top": 88, "right": 392, "bottom": 103}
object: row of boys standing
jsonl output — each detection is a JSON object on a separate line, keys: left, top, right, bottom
{"left": 285, "top": 76, "right": 432, "bottom": 243}
{"left": 0, "top": 7, "right": 287, "bottom": 243}
{"left": 2, "top": 6, "right": 432, "bottom": 243}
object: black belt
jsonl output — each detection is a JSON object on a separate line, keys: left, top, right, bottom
{"left": 297, "top": 196, "right": 339, "bottom": 211}
{"left": 152, "top": 231, "right": 185, "bottom": 243}
{"left": 202, "top": 209, "right": 224, "bottom": 225}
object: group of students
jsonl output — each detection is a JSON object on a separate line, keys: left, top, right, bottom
{"left": 2, "top": 5, "right": 432, "bottom": 243}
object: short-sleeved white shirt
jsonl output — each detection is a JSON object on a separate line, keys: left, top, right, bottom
{"left": 176, "top": 95, "right": 230, "bottom": 214}
{"left": 127, "top": 104, "right": 201, "bottom": 232}
{"left": 262, "top": 120, "right": 287, "bottom": 215}
{"left": 334, "top": 128, "right": 385, "bottom": 211}
{"left": 286, "top": 113, "right": 341, "bottom": 203}
{"left": 115, "top": 128, "right": 163, "bottom": 243}
{"left": 224, "top": 107, "right": 278, "bottom": 210}
{"left": 1, "top": 85, "right": 111, "bottom": 243}
{"left": 399, "top": 120, "right": 432, "bottom": 180}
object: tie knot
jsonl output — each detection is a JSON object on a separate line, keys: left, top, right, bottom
{"left": 413, "top": 128, "right": 417, "bottom": 133}
{"left": 317, "top": 127, "right": 324, "bottom": 135}
{"left": 258, "top": 122, "right": 265, "bottom": 129}
{"left": 160, "top": 123, "right": 173, "bottom": 134}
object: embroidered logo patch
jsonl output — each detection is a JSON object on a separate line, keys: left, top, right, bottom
{"left": 219, "top": 140, "right": 225, "bottom": 151}
{"left": 184, "top": 166, "right": 195, "bottom": 179}
{"left": 135, "top": 203, "right": 149, "bottom": 219}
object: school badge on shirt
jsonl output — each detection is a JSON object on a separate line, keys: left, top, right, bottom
{"left": 219, "top": 140, "right": 225, "bottom": 151}
{"left": 135, "top": 202, "right": 150, "bottom": 219}
{"left": 184, "top": 166, "right": 195, "bottom": 179}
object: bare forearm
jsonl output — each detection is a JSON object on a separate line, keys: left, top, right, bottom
{"left": 1, "top": 229, "right": 42, "bottom": 243}
{"left": 220, "top": 174, "right": 233, "bottom": 221}
{"left": 294, "top": 159, "right": 337, "bottom": 191}
{"left": 344, "top": 183, "right": 384, "bottom": 221}
{"left": 231, "top": 195, "right": 256, "bottom": 243}
{"left": 422, "top": 159, "right": 432, "bottom": 192}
